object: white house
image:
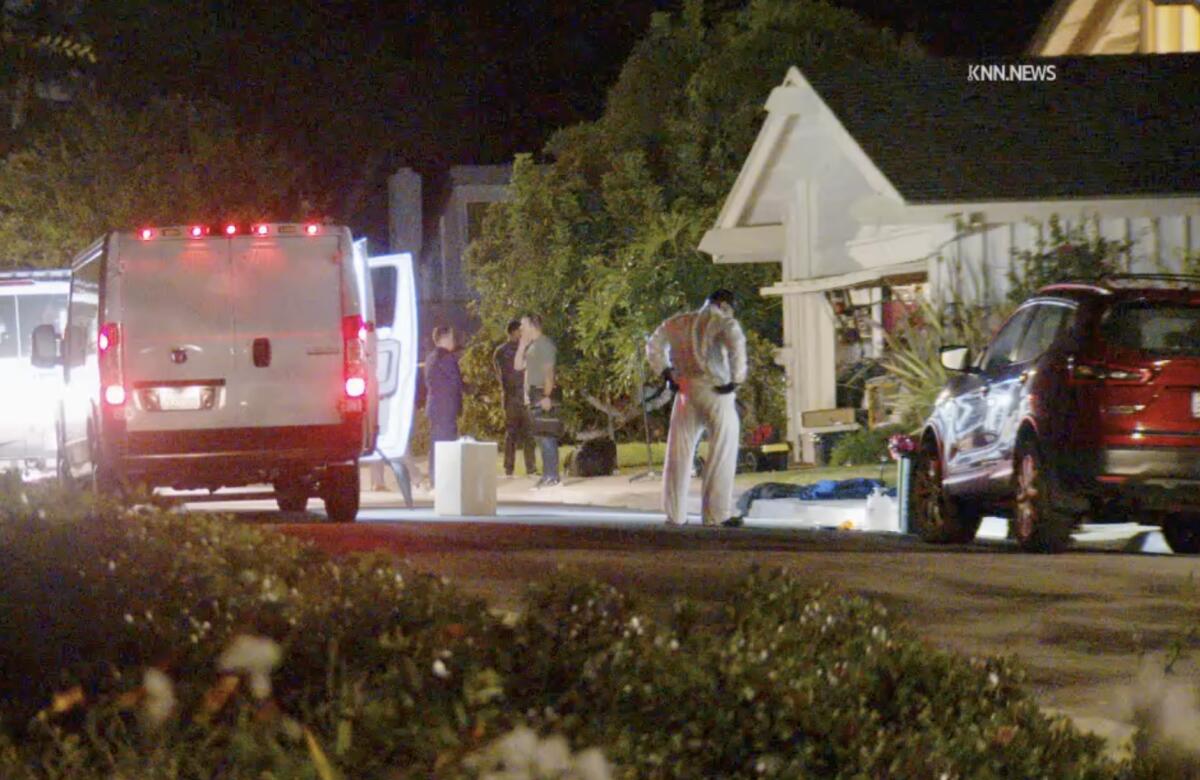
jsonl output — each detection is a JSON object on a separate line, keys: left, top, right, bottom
{"left": 699, "top": 54, "right": 1200, "bottom": 463}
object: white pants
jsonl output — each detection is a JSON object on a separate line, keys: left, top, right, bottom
{"left": 663, "top": 383, "right": 739, "bottom": 525}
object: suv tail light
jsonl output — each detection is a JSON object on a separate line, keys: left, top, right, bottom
{"left": 98, "top": 322, "right": 125, "bottom": 406}
{"left": 341, "top": 315, "right": 370, "bottom": 400}
{"left": 1068, "top": 358, "right": 1154, "bottom": 385}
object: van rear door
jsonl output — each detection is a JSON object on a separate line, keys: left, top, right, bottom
{"left": 120, "top": 236, "right": 238, "bottom": 431}
{"left": 367, "top": 252, "right": 418, "bottom": 460}
{"left": 228, "top": 233, "right": 344, "bottom": 428}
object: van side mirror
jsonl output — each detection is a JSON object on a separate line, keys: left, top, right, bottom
{"left": 940, "top": 345, "right": 973, "bottom": 373}
{"left": 30, "top": 324, "right": 60, "bottom": 368}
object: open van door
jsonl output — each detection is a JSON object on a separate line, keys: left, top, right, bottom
{"left": 366, "top": 252, "right": 418, "bottom": 464}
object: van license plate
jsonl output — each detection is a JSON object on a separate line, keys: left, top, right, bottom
{"left": 1193, "top": 391, "right": 1200, "bottom": 418}
{"left": 157, "top": 386, "right": 203, "bottom": 411}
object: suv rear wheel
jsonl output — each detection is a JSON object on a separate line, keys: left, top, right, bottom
{"left": 1013, "top": 440, "right": 1075, "bottom": 553}
{"left": 912, "top": 443, "right": 982, "bottom": 543}
{"left": 322, "top": 464, "right": 359, "bottom": 523}
{"left": 1162, "top": 514, "right": 1200, "bottom": 555}
{"left": 274, "top": 478, "right": 309, "bottom": 513}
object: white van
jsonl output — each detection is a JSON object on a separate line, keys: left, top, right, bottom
{"left": 0, "top": 269, "right": 69, "bottom": 478}
{"left": 34, "top": 224, "right": 414, "bottom": 522}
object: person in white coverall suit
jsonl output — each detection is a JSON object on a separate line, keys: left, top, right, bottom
{"left": 646, "top": 289, "right": 748, "bottom": 527}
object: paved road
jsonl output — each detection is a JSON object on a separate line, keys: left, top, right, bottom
{"left": 194, "top": 492, "right": 1200, "bottom": 749}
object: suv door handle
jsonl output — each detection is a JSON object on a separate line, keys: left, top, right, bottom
{"left": 252, "top": 338, "right": 271, "bottom": 368}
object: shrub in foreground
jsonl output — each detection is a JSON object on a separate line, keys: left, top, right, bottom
{"left": 0, "top": 476, "right": 1136, "bottom": 778}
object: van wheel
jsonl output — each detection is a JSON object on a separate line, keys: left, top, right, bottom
{"left": 274, "top": 479, "right": 309, "bottom": 513}
{"left": 56, "top": 426, "right": 76, "bottom": 489}
{"left": 1013, "top": 440, "right": 1074, "bottom": 553}
{"left": 911, "top": 443, "right": 982, "bottom": 543}
{"left": 1162, "top": 514, "right": 1200, "bottom": 554}
{"left": 322, "top": 465, "right": 359, "bottom": 523}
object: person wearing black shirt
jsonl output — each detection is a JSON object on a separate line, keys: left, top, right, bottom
{"left": 492, "top": 320, "right": 537, "bottom": 478}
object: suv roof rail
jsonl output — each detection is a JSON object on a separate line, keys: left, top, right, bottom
{"left": 1100, "top": 273, "right": 1200, "bottom": 286}
{"left": 1043, "top": 274, "right": 1200, "bottom": 292}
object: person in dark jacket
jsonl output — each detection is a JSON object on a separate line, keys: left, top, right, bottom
{"left": 493, "top": 319, "right": 537, "bottom": 478}
{"left": 425, "top": 325, "right": 463, "bottom": 486}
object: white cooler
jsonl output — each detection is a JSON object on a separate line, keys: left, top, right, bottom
{"left": 434, "top": 439, "right": 498, "bottom": 516}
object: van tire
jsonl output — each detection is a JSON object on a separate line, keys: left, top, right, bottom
{"left": 274, "top": 479, "right": 309, "bottom": 513}
{"left": 322, "top": 464, "right": 359, "bottom": 523}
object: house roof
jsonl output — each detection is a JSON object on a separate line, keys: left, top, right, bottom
{"left": 802, "top": 54, "right": 1199, "bottom": 204}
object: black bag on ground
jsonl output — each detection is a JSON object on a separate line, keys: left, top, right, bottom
{"left": 572, "top": 438, "right": 616, "bottom": 477}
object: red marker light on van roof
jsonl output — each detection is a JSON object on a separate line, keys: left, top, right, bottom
{"left": 139, "top": 228, "right": 153, "bottom": 240}
{"left": 254, "top": 224, "right": 269, "bottom": 236}
{"left": 305, "top": 223, "right": 319, "bottom": 236}
{"left": 189, "top": 225, "right": 204, "bottom": 238}
{"left": 225, "top": 224, "right": 238, "bottom": 236}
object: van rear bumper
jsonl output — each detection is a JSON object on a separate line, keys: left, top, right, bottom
{"left": 110, "top": 423, "right": 364, "bottom": 489}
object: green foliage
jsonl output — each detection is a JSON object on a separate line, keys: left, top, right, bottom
{"left": 0, "top": 96, "right": 316, "bottom": 268}
{"left": 1181, "top": 248, "right": 1200, "bottom": 277}
{"left": 1006, "top": 215, "right": 1133, "bottom": 305}
{"left": 829, "top": 424, "right": 907, "bottom": 467}
{"left": 0, "top": 479, "right": 1144, "bottom": 778}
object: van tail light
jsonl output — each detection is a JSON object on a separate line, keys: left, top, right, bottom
{"left": 1068, "top": 358, "right": 1154, "bottom": 385}
{"left": 341, "top": 315, "right": 370, "bottom": 401}
{"left": 98, "top": 322, "right": 125, "bottom": 406}
{"left": 98, "top": 322, "right": 119, "bottom": 354}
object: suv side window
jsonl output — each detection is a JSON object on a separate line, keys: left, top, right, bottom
{"left": 981, "top": 306, "right": 1035, "bottom": 373}
{"left": 1014, "top": 302, "right": 1075, "bottom": 364}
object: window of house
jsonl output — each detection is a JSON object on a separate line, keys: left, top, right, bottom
{"left": 466, "top": 201, "right": 491, "bottom": 244}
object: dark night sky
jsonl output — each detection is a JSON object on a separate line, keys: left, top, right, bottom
{"left": 85, "top": 0, "right": 1061, "bottom": 245}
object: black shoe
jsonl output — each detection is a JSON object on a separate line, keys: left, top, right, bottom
{"left": 721, "top": 516, "right": 744, "bottom": 528}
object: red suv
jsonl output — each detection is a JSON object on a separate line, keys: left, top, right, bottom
{"left": 913, "top": 275, "right": 1200, "bottom": 554}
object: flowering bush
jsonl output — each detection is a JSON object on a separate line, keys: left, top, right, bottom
{"left": 0, "top": 476, "right": 1141, "bottom": 777}
{"left": 828, "top": 424, "right": 907, "bottom": 467}
{"left": 887, "top": 433, "right": 917, "bottom": 461}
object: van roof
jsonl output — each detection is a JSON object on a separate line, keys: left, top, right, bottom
{"left": 129, "top": 223, "right": 340, "bottom": 240}
{"left": 0, "top": 269, "right": 71, "bottom": 284}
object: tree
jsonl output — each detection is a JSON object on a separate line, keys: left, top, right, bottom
{"left": 1006, "top": 215, "right": 1133, "bottom": 304}
{"left": 461, "top": 0, "right": 919, "bottom": 441}
{"left": 0, "top": 96, "right": 316, "bottom": 268}
{"left": 0, "top": 0, "right": 96, "bottom": 145}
